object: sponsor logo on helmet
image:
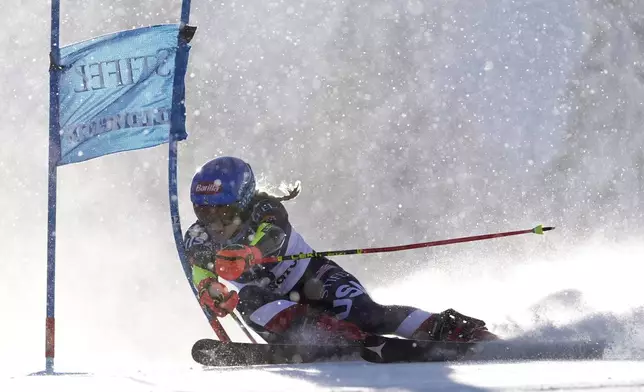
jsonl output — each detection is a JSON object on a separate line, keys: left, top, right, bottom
{"left": 195, "top": 181, "right": 222, "bottom": 194}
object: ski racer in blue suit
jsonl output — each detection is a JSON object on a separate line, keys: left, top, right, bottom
{"left": 185, "top": 156, "right": 498, "bottom": 344}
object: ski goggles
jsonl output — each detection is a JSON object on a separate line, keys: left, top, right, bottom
{"left": 193, "top": 204, "right": 243, "bottom": 227}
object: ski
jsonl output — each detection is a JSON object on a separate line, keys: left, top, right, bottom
{"left": 192, "top": 338, "right": 362, "bottom": 366}
{"left": 192, "top": 336, "right": 606, "bottom": 367}
{"left": 361, "top": 335, "right": 607, "bottom": 363}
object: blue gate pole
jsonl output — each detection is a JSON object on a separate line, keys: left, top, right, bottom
{"left": 167, "top": 0, "right": 235, "bottom": 342}
{"left": 46, "top": 0, "right": 62, "bottom": 375}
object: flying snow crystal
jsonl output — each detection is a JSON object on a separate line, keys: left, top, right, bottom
{"left": 484, "top": 61, "right": 495, "bottom": 71}
{"left": 289, "top": 291, "right": 301, "bottom": 302}
{"left": 406, "top": 0, "right": 424, "bottom": 16}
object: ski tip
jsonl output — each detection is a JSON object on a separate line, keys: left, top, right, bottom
{"left": 532, "top": 225, "right": 555, "bottom": 234}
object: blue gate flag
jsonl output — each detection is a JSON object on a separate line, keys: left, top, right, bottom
{"left": 56, "top": 24, "right": 190, "bottom": 165}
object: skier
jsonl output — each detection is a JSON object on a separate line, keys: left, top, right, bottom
{"left": 184, "top": 156, "right": 498, "bottom": 344}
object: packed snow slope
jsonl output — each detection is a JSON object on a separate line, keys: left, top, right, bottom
{"left": 4, "top": 360, "right": 644, "bottom": 392}
{"left": 2, "top": 0, "right": 644, "bottom": 390}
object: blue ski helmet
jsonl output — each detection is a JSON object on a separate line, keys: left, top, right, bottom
{"left": 190, "top": 157, "right": 256, "bottom": 210}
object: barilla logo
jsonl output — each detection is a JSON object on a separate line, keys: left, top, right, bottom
{"left": 195, "top": 181, "right": 222, "bottom": 194}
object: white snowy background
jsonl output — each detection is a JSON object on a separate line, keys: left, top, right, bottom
{"left": 2, "top": 0, "right": 644, "bottom": 390}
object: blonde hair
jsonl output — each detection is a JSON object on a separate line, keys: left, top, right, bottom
{"left": 256, "top": 181, "right": 301, "bottom": 202}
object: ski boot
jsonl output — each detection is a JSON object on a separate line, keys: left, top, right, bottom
{"left": 413, "top": 308, "right": 499, "bottom": 342}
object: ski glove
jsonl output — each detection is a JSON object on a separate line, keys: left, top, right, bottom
{"left": 215, "top": 244, "right": 263, "bottom": 281}
{"left": 197, "top": 277, "right": 239, "bottom": 318}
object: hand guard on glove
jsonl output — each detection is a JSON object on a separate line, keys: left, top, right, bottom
{"left": 215, "top": 244, "right": 263, "bottom": 281}
{"left": 197, "top": 277, "right": 239, "bottom": 318}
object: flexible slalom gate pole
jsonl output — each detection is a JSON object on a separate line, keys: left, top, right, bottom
{"left": 255, "top": 225, "right": 554, "bottom": 264}
{"left": 168, "top": 0, "right": 256, "bottom": 344}
{"left": 167, "top": 0, "right": 231, "bottom": 343}
{"left": 169, "top": 141, "right": 231, "bottom": 342}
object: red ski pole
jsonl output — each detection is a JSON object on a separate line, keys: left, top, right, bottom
{"left": 208, "top": 317, "right": 231, "bottom": 341}
{"left": 255, "top": 225, "right": 554, "bottom": 264}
